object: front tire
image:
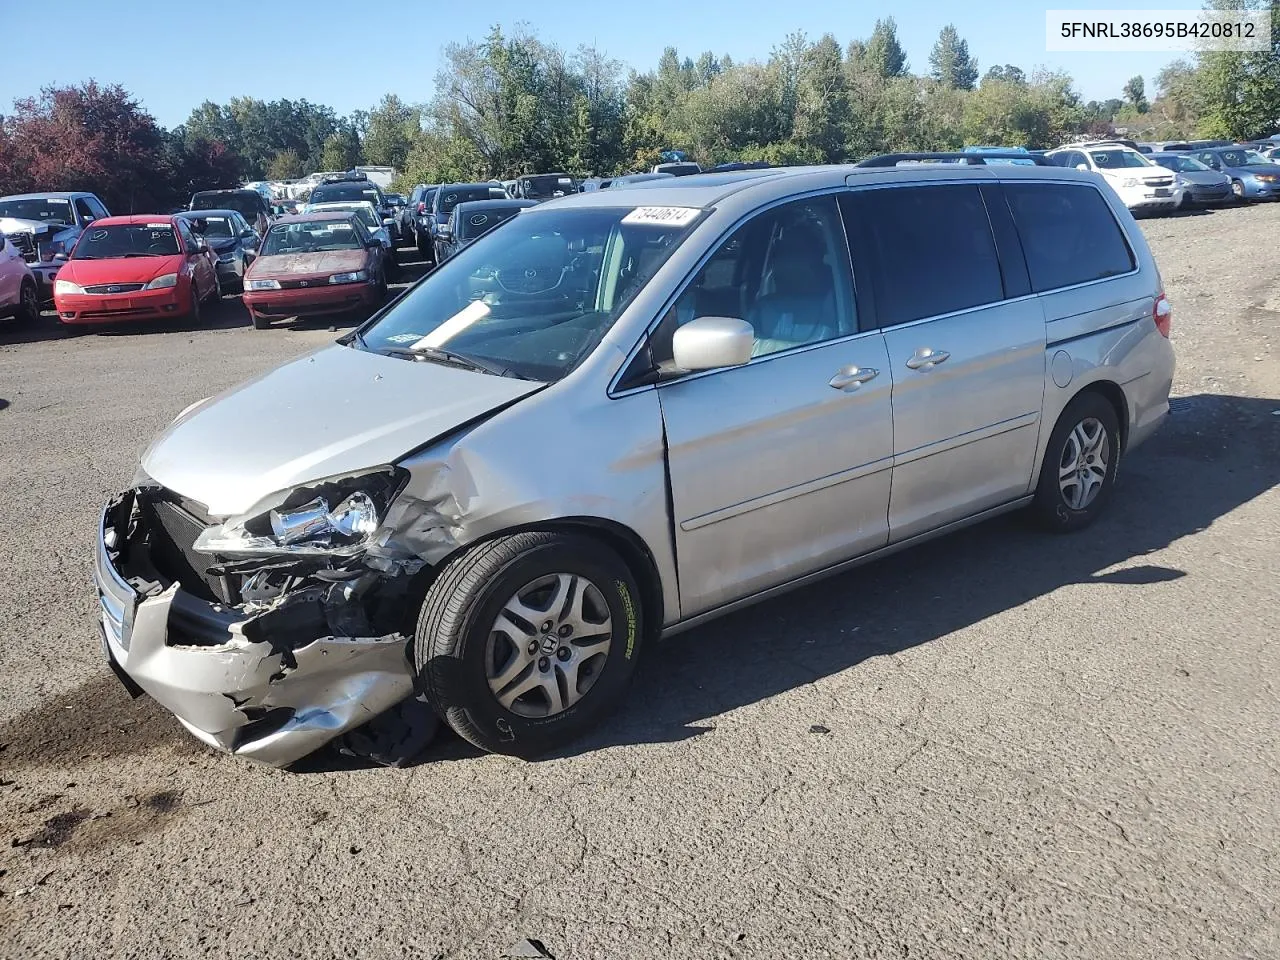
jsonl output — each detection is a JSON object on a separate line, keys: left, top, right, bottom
{"left": 16, "top": 279, "right": 39, "bottom": 323}
{"left": 415, "top": 532, "right": 644, "bottom": 758}
{"left": 1031, "top": 392, "right": 1121, "bottom": 533}
{"left": 1231, "top": 179, "right": 1246, "bottom": 202}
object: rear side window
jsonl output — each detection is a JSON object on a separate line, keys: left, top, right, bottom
{"left": 851, "top": 185, "right": 1004, "bottom": 327}
{"left": 1004, "top": 183, "right": 1135, "bottom": 292}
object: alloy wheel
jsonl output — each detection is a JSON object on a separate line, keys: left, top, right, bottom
{"left": 484, "top": 573, "right": 613, "bottom": 718}
{"left": 1058, "top": 417, "right": 1110, "bottom": 511}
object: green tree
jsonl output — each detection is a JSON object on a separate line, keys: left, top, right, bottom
{"left": 1123, "top": 75, "right": 1149, "bottom": 112}
{"left": 320, "top": 128, "right": 360, "bottom": 171}
{"left": 267, "top": 148, "right": 304, "bottom": 180}
{"left": 1196, "top": 0, "right": 1280, "bottom": 139}
{"left": 792, "top": 34, "right": 849, "bottom": 160}
{"left": 865, "top": 18, "right": 908, "bottom": 79}
{"left": 983, "top": 64, "right": 1027, "bottom": 86}
{"left": 929, "top": 25, "right": 979, "bottom": 90}
{"left": 362, "top": 94, "right": 419, "bottom": 169}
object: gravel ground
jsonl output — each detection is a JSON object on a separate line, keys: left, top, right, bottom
{"left": 1, "top": 204, "right": 1278, "bottom": 960}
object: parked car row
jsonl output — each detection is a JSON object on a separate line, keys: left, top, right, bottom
{"left": 1044, "top": 139, "right": 1279, "bottom": 214}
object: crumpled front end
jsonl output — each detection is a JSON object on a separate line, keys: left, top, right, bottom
{"left": 93, "top": 485, "right": 421, "bottom": 767}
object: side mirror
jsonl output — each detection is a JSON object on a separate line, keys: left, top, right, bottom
{"left": 53, "top": 252, "right": 69, "bottom": 262}
{"left": 1075, "top": 163, "right": 1089, "bottom": 172}
{"left": 382, "top": 217, "right": 396, "bottom": 227}
{"left": 82, "top": 216, "right": 95, "bottom": 226}
{"left": 366, "top": 239, "right": 381, "bottom": 250}
{"left": 672, "top": 316, "right": 755, "bottom": 371}
{"left": 437, "top": 224, "right": 452, "bottom": 240}
{"left": 241, "top": 228, "right": 258, "bottom": 240}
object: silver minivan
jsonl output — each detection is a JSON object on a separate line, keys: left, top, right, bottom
{"left": 94, "top": 161, "right": 1175, "bottom": 766}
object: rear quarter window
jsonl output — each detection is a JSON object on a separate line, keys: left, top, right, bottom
{"left": 1004, "top": 183, "right": 1136, "bottom": 292}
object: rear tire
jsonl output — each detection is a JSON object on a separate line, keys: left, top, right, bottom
{"left": 415, "top": 532, "right": 644, "bottom": 758}
{"left": 1031, "top": 392, "right": 1121, "bottom": 533}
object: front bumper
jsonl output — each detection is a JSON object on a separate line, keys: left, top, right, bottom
{"left": 1240, "top": 180, "right": 1280, "bottom": 200}
{"left": 243, "top": 281, "right": 379, "bottom": 319}
{"left": 56, "top": 285, "right": 186, "bottom": 324}
{"left": 93, "top": 495, "right": 414, "bottom": 766}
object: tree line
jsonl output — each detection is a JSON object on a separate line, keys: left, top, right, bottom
{"left": 1, "top": 7, "right": 1276, "bottom": 212}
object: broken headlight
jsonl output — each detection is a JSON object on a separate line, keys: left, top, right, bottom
{"left": 193, "top": 469, "right": 406, "bottom": 557}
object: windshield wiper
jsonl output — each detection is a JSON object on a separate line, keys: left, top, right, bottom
{"left": 381, "top": 346, "right": 524, "bottom": 379}
{"left": 124, "top": 252, "right": 163, "bottom": 258}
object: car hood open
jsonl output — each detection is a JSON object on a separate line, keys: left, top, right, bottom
{"left": 142, "top": 344, "right": 544, "bottom": 516}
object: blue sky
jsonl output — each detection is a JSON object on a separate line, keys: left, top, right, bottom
{"left": 5, "top": 0, "right": 1186, "bottom": 127}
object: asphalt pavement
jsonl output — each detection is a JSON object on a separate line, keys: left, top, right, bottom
{"left": 1, "top": 205, "right": 1278, "bottom": 959}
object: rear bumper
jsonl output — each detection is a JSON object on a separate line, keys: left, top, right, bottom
{"left": 55, "top": 285, "right": 186, "bottom": 324}
{"left": 242, "top": 281, "right": 379, "bottom": 319}
{"left": 93, "top": 494, "right": 414, "bottom": 767}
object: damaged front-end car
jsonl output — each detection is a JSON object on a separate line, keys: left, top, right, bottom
{"left": 94, "top": 467, "right": 441, "bottom": 767}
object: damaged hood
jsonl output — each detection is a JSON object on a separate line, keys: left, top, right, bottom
{"left": 0, "top": 216, "right": 66, "bottom": 237}
{"left": 142, "top": 344, "right": 543, "bottom": 516}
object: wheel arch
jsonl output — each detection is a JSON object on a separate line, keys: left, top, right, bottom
{"left": 1071, "top": 379, "right": 1130, "bottom": 452}
{"left": 398, "top": 517, "right": 667, "bottom": 645}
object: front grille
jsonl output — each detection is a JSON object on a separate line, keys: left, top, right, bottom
{"left": 279, "top": 278, "right": 327, "bottom": 290}
{"left": 84, "top": 283, "right": 145, "bottom": 294}
{"left": 139, "top": 494, "right": 229, "bottom": 603}
{"left": 1148, "top": 177, "right": 1174, "bottom": 188}
{"left": 6, "top": 232, "right": 36, "bottom": 261}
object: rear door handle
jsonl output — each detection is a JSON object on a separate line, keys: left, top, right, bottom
{"left": 829, "top": 366, "right": 879, "bottom": 391}
{"left": 905, "top": 348, "right": 950, "bottom": 370}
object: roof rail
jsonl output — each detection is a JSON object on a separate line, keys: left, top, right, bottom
{"left": 855, "top": 152, "right": 1055, "bottom": 167}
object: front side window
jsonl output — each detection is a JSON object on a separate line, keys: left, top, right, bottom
{"left": 74, "top": 198, "right": 97, "bottom": 223}
{"left": 648, "top": 195, "right": 856, "bottom": 366}
{"left": 191, "top": 216, "right": 235, "bottom": 239}
{"left": 73, "top": 224, "right": 181, "bottom": 259}
{"left": 356, "top": 206, "right": 703, "bottom": 382}
{"left": 1005, "top": 183, "right": 1135, "bottom": 292}
{"left": 852, "top": 185, "right": 1003, "bottom": 326}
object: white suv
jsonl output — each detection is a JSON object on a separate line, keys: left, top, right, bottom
{"left": 1047, "top": 142, "right": 1177, "bottom": 214}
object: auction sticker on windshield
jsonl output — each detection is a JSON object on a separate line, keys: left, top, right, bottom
{"left": 621, "top": 206, "right": 700, "bottom": 227}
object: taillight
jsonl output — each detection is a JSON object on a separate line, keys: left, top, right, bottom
{"left": 416, "top": 202, "right": 427, "bottom": 214}
{"left": 1153, "top": 292, "right": 1171, "bottom": 338}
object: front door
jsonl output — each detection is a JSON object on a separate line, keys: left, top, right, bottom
{"left": 652, "top": 195, "right": 895, "bottom": 615}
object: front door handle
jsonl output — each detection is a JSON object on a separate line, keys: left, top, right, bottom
{"left": 905, "top": 348, "right": 950, "bottom": 370}
{"left": 829, "top": 366, "right": 879, "bottom": 391}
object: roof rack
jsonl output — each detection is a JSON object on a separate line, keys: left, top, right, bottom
{"left": 855, "top": 152, "right": 1055, "bottom": 167}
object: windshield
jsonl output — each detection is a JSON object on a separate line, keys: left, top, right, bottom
{"left": 357, "top": 205, "right": 704, "bottom": 381}
{"left": 188, "top": 215, "right": 235, "bottom": 238}
{"left": 436, "top": 187, "right": 492, "bottom": 215}
{"left": 312, "top": 204, "right": 379, "bottom": 230}
{"left": 311, "top": 183, "right": 381, "bottom": 206}
{"left": 0, "top": 198, "right": 74, "bottom": 226}
{"left": 520, "top": 176, "right": 574, "bottom": 199}
{"left": 261, "top": 219, "right": 363, "bottom": 256}
{"left": 458, "top": 206, "right": 523, "bottom": 240}
{"left": 1089, "top": 150, "right": 1150, "bottom": 169}
{"left": 1167, "top": 155, "right": 1209, "bottom": 173}
{"left": 73, "top": 224, "right": 180, "bottom": 259}
{"left": 192, "top": 192, "right": 261, "bottom": 219}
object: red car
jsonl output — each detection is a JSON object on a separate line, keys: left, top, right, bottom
{"left": 242, "top": 212, "right": 389, "bottom": 329}
{"left": 53, "top": 215, "right": 219, "bottom": 325}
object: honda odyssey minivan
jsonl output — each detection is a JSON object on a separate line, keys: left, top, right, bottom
{"left": 95, "top": 159, "right": 1175, "bottom": 767}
